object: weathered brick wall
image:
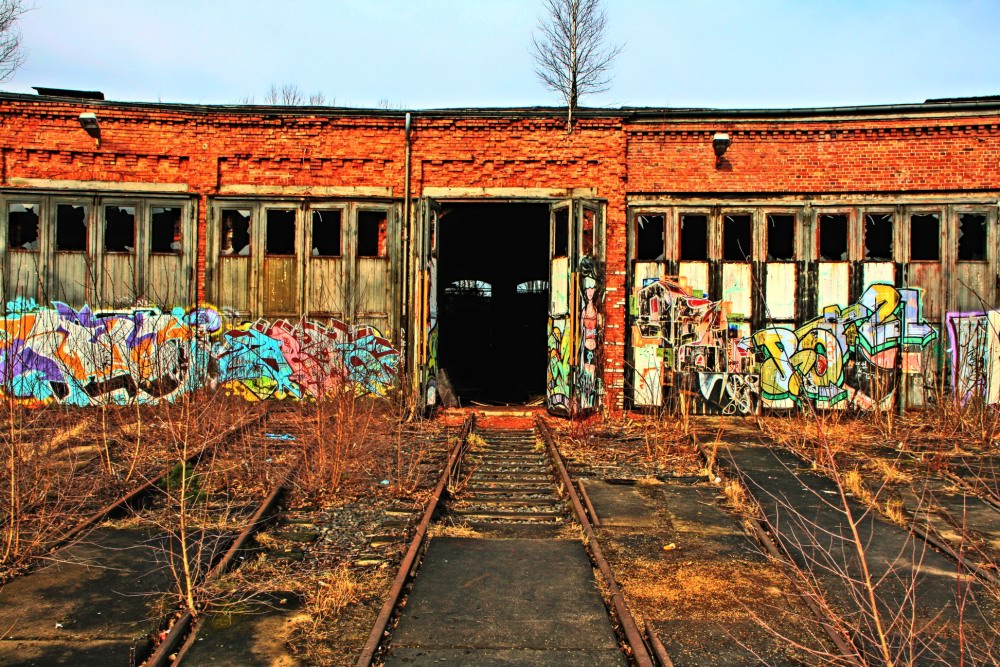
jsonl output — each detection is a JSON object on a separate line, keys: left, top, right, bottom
{"left": 2, "top": 96, "right": 1000, "bottom": 413}
{"left": 626, "top": 116, "right": 1000, "bottom": 193}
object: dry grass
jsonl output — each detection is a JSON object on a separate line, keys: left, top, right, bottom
{"left": 722, "top": 479, "right": 750, "bottom": 514}
{"left": 619, "top": 552, "right": 793, "bottom": 624}
{"left": 843, "top": 468, "right": 875, "bottom": 506}
{"left": 428, "top": 523, "right": 481, "bottom": 538}
{"left": 306, "top": 565, "right": 363, "bottom": 631}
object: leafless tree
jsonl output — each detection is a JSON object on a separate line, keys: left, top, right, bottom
{"left": 265, "top": 83, "right": 304, "bottom": 105}
{"left": 0, "top": 0, "right": 27, "bottom": 82}
{"left": 238, "top": 83, "right": 329, "bottom": 106}
{"left": 531, "top": 0, "right": 622, "bottom": 132}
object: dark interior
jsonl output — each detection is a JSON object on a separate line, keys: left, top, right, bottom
{"left": 437, "top": 203, "right": 549, "bottom": 405}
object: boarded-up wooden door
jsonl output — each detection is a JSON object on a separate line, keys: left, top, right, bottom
{"left": 762, "top": 211, "right": 799, "bottom": 327}
{"left": 814, "top": 211, "right": 852, "bottom": 313}
{"left": 547, "top": 201, "right": 574, "bottom": 415}
{"left": 352, "top": 205, "right": 394, "bottom": 336}
{"left": 215, "top": 206, "right": 255, "bottom": 318}
{"left": 305, "top": 206, "right": 348, "bottom": 321}
{"left": 860, "top": 209, "right": 897, "bottom": 291}
{"left": 142, "top": 201, "right": 193, "bottom": 308}
{"left": 418, "top": 197, "right": 441, "bottom": 409}
{"left": 261, "top": 205, "right": 302, "bottom": 318}
{"left": 2, "top": 198, "right": 45, "bottom": 307}
{"left": 546, "top": 199, "right": 604, "bottom": 416}
{"left": 49, "top": 199, "right": 93, "bottom": 307}
{"left": 575, "top": 200, "right": 604, "bottom": 412}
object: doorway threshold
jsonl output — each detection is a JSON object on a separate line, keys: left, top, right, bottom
{"left": 438, "top": 405, "right": 548, "bottom": 429}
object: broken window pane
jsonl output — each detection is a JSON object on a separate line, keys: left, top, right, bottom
{"left": 680, "top": 214, "right": 708, "bottom": 261}
{"left": 104, "top": 205, "right": 135, "bottom": 253}
{"left": 221, "top": 209, "right": 251, "bottom": 256}
{"left": 8, "top": 203, "right": 39, "bottom": 250}
{"left": 767, "top": 214, "right": 795, "bottom": 261}
{"left": 909, "top": 213, "right": 940, "bottom": 261}
{"left": 553, "top": 207, "right": 569, "bottom": 257}
{"left": 723, "top": 214, "right": 752, "bottom": 261}
{"left": 56, "top": 204, "right": 88, "bottom": 251}
{"left": 635, "top": 214, "right": 664, "bottom": 260}
{"left": 311, "top": 210, "right": 342, "bottom": 257}
{"left": 266, "top": 209, "right": 296, "bottom": 256}
{"left": 516, "top": 279, "right": 548, "bottom": 294}
{"left": 445, "top": 279, "right": 491, "bottom": 297}
{"left": 958, "top": 213, "right": 987, "bottom": 261}
{"left": 581, "top": 208, "right": 595, "bottom": 256}
{"left": 864, "top": 213, "right": 893, "bottom": 260}
{"left": 151, "top": 207, "right": 182, "bottom": 254}
{"left": 818, "top": 214, "right": 848, "bottom": 261}
{"left": 358, "top": 210, "right": 388, "bottom": 258}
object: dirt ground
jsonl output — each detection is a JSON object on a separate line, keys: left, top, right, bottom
{"left": 3, "top": 402, "right": 998, "bottom": 665}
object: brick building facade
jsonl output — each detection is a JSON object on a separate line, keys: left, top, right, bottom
{"left": 1, "top": 91, "right": 998, "bottom": 414}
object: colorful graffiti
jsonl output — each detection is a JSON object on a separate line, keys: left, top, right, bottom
{"left": 423, "top": 255, "right": 440, "bottom": 408}
{"left": 752, "top": 284, "right": 937, "bottom": 409}
{"left": 576, "top": 256, "right": 602, "bottom": 412}
{"left": 946, "top": 311, "right": 1000, "bottom": 405}
{"left": 629, "top": 271, "right": 754, "bottom": 409}
{"left": 547, "top": 316, "right": 572, "bottom": 416}
{"left": 545, "top": 255, "right": 604, "bottom": 416}
{"left": 0, "top": 298, "right": 399, "bottom": 406}
{"left": 693, "top": 371, "right": 760, "bottom": 416}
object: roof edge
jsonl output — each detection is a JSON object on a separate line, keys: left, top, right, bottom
{"left": 1, "top": 91, "right": 999, "bottom": 120}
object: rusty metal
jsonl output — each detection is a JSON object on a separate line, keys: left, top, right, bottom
{"left": 49, "top": 410, "right": 268, "bottom": 558}
{"left": 643, "top": 621, "right": 674, "bottom": 667}
{"left": 355, "top": 415, "right": 475, "bottom": 667}
{"left": 691, "top": 434, "right": 863, "bottom": 666}
{"left": 535, "top": 417, "right": 655, "bottom": 667}
{"left": 903, "top": 512, "right": 1000, "bottom": 587}
{"left": 941, "top": 468, "right": 1000, "bottom": 512}
{"left": 145, "top": 452, "right": 302, "bottom": 667}
{"left": 576, "top": 479, "right": 601, "bottom": 527}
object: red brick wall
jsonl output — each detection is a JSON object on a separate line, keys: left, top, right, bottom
{"left": 2, "top": 97, "right": 1000, "bottom": 413}
{"left": 626, "top": 117, "right": 1000, "bottom": 193}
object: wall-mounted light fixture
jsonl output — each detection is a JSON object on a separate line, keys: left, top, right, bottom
{"left": 713, "top": 132, "right": 731, "bottom": 167}
{"left": 78, "top": 112, "right": 100, "bottom": 146}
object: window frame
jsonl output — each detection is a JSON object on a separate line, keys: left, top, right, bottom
{"left": 906, "top": 209, "right": 942, "bottom": 263}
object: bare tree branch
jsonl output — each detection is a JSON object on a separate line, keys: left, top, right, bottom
{"left": 239, "top": 86, "right": 332, "bottom": 106}
{"left": 0, "top": 0, "right": 27, "bottom": 83}
{"left": 530, "top": 0, "right": 622, "bottom": 131}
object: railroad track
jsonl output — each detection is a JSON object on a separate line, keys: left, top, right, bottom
{"left": 0, "top": 406, "right": 302, "bottom": 666}
{"left": 696, "top": 430, "right": 1000, "bottom": 666}
{"left": 768, "top": 437, "right": 1000, "bottom": 588}
{"left": 357, "top": 417, "right": 660, "bottom": 667}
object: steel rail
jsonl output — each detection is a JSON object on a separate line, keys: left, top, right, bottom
{"left": 903, "top": 508, "right": 1000, "bottom": 587}
{"left": 576, "top": 479, "right": 601, "bottom": 527}
{"left": 781, "top": 443, "right": 1000, "bottom": 588}
{"left": 145, "top": 452, "right": 303, "bottom": 667}
{"left": 535, "top": 416, "right": 655, "bottom": 667}
{"left": 691, "top": 433, "right": 863, "bottom": 666}
{"left": 355, "top": 414, "right": 476, "bottom": 667}
{"left": 643, "top": 621, "right": 675, "bottom": 667}
{"left": 940, "top": 468, "right": 1000, "bottom": 512}
{"left": 38, "top": 409, "right": 270, "bottom": 568}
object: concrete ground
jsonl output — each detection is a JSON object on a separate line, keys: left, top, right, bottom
{"left": 385, "top": 537, "right": 626, "bottom": 666}
{"left": 719, "top": 441, "right": 999, "bottom": 666}
{"left": 0, "top": 528, "right": 181, "bottom": 666}
{"left": 584, "top": 477, "right": 830, "bottom": 666}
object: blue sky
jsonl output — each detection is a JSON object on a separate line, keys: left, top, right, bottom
{"left": 4, "top": 0, "right": 999, "bottom": 109}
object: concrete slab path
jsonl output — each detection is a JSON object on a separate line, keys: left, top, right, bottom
{"left": 720, "top": 442, "right": 999, "bottom": 666}
{"left": 385, "top": 537, "right": 625, "bottom": 666}
{"left": 0, "top": 527, "right": 179, "bottom": 666}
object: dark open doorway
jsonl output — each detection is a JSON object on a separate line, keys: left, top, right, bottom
{"left": 437, "top": 202, "right": 550, "bottom": 405}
